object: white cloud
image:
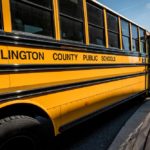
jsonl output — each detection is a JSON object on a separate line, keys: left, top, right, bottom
{"left": 146, "top": 3, "right": 150, "bottom": 9}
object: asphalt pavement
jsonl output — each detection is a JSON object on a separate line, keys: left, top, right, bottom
{"left": 108, "top": 98, "right": 150, "bottom": 150}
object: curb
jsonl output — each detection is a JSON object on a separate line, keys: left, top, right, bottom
{"left": 108, "top": 99, "right": 150, "bottom": 150}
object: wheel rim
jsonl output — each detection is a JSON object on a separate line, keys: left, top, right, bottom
{"left": 1, "top": 135, "right": 36, "bottom": 150}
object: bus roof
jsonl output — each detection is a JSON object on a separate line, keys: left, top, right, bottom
{"left": 91, "top": 0, "right": 148, "bottom": 31}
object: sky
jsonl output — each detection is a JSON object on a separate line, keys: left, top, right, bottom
{"left": 98, "top": 0, "right": 150, "bottom": 31}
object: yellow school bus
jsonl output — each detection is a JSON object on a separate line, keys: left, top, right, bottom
{"left": 0, "top": 0, "right": 149, "bottom": 149}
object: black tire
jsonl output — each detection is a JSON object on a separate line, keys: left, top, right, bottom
{"left": 0, "top": 115, "right": 51, "bottom": 150}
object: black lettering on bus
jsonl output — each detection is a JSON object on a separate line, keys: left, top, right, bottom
{"left": 26, "top": 51, "right": 32, "bottom": 60}
{"left": 53, "top": 53, "right": 57, "bottom": 60}
{"left": 74, "top": 54, "right": 78, "bottom": 60}
{"left": 83, "top": 55, "right": 98, "bottom": 61}
{"left": 39, "top": 52, "right": 44, "bottom": 60}
{"left": 0, "top": 50, "right": 8, "bottom": 59}
{"left": 53, "top": 53, "right": 78, "bottom": 61}
{"left": 19, "top": 51, "right": 27, "bottom": 60}
{"left": 58, "top": 53, "right": 62, "bottom": 60}
{"left": 11, "top": 50, "right": 19, "bottom": 59}
{"left": 32, "top": 52, "right": 38, "bottom": 60}
{"left": 0, "top": 50, "right": 42, "bottom": 61}
{"left": 101, "top": 56, "right": 116, "bottom": 61}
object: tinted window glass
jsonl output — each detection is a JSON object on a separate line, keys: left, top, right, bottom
{"left": 11, "top": 0, "right": 53, "bottom": 37}
{"left": 59, "top": 0, "right": 83, "bottom": 19}
{"left": 132, "top": 39, "right": 138, "bottom": 51}
{"left": 0, "top": 5, "right": 2, "bottom": 29}
{"left": 59, "top": 0, "right": 84, "bottom": 42}
{"left": 109, "top": 32, "right": 119, "bottom": 48}
{"left": 122, "top": 36, "right": 130, "bottom": 50}
{"left": 121, "top": 20, "right": 129, "bottom": 36}
{"left": 107, "top": 13, "right": 118, "bottom": 32}
{"left": 132, "top": 25, "right": 138, "bottom": 39}
{"left": 140, "top": 29, "right": 145, "bottom": 41}
{"left": 140, "top": 42, "right": 146, "bottom": 53}
{"left": 24, "top": 0, "right": 52, "bottom": 8}
{"left": 60, "top": 16, "right": 83, "bottom": 42}
{"left": 89, "top": 26, "right": 105, "bottom": 45}
{"left": 121, "top": 19, "right": 130, "bottom": 51}
{"left": 87, "top": 3, "right": 103, "bottom": 27}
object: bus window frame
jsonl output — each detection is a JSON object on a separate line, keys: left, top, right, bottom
{"left": 107, "top": 11, "right": 120, "bottom": 49}
{"left": 10, "top": 0, "right": 55, "bottom": 39}
{"left": 121, "top": 19, "right": 131, "bottom": 51}
{"left": 0, "top": 0, "right": 3, "bottom": 30}
{"left": 139, "top": 28, "right": 146, "bottom": 54}
{"left": 58, "top": 0, "right": 85, "bottom": 44}
{"left": 0, "top": 0, "right": 146, "bottom": 55}
{"left": 86, "top": 2, "right": 105, "bottom": 47}
{"left": 131, "top": 24, "right": 139, "bottom": 52}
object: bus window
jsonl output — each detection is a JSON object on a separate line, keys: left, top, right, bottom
{"left": 87, "top": 3, "right": 105, "bottom": 46}
{"left": 121, "top": 20, "right": 130, "bottom": 51}
{"left": 140, "top": 29, "right": 146, "bottom": 53}
{"left": 132, "top": 25, "right": 139, "bottom": 52}
{"left": 59, "top": 0, "right": 84, "bottom": 42}
{"left": 107, "top": 13, "right": 119, "bottom": 48}
{"left": 0, "top": 1, "right": 2, "bottom": 29}
{"left": 11, "top": 0, "right": 54, "bottom": 37}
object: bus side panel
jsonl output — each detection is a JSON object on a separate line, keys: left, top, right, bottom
{"left": 8, "top": 67, "right": 145, "bottom": 93}
{"left": 59, "top": 75, "right": 145, "bottom": 126}
{"left": 0, "top": 74, "right": 10, "bottom": 93}
{"left": 0, "top": 74, "right": 145, "bottom": 135}
{"left": 0, "top": 46, "right": 10, "bottom": 93}
{"left": 7, "top": 66, "right": 145, "bottom": 133}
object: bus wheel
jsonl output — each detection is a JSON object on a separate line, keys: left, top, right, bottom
{"left": 0, "top": 115, "right": 49, "bottom": 150}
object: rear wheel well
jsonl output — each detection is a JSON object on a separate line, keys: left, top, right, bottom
{"left": 0, "top": 103, "right": 55, "bottom": 137}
